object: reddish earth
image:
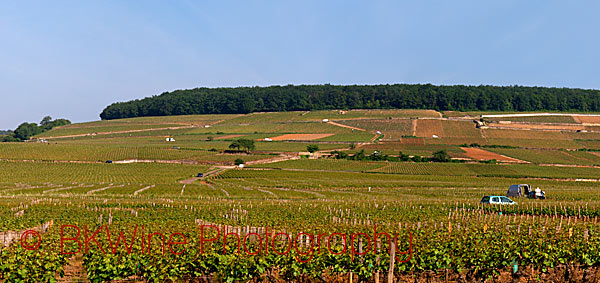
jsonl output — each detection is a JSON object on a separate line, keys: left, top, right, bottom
{"left": 269, "top": 133, "right": 334, "bottom": 141}
{"left": 401, "top": 138, "right": 425, "bottom": 145}
{"left": 488, "top": 122, "right": 584, "bottom": 131}
{"left": 574, "top": 115, "right": 600, "bottom": 124}
{"left": 415, "top": 119, "right": 444, "bottom": 138}
{"left": 180, "top": 265, "right": 600, "bottom": 282}
{"left": 461, "top": 147, "right": 526, "bottom": 163}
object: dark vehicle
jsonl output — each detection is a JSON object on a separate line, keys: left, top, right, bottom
{"left": 106, "top": 160, "right": 113, "bottom": 164}
{"left": 197, "top": 173, "right": 204, "bottom": 177}
{"left": 506, "top": 184, "right": 531, "bottom": 197}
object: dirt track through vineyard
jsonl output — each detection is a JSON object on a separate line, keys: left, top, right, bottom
{"left": 326, "top": 121, "right": 366, "bottom": 131}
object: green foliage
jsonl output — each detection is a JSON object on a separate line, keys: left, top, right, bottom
{"left": 3, "top": 116, "right": 71, "bottom": 142}
{"left": 229, "top": 138, "right": 255, "bottom": 152}
{"left": 99, "top": 84, "right": 600, "bottom": 120}
{"left": 398, "top": 151, "right": 411, "bottom": 161}
{"left": 14, "top": 122, "right": 42, "bottom": 140}
{"left": 306, "top": 144, "right": 319, "bottom": 153}
{"left": 234, "top": 158, "right": 245, "bottom": 165}
{"left": 432, "top": 150, "right": 450, "bottom": 162}
{"left": 1, "top": 135, "right": 20, "bottom": 142}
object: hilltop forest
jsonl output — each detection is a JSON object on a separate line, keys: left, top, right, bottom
{"left": 100, "top": 84, "right": 600, "bottom": 120}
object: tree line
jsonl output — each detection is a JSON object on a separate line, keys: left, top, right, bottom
{"left": 2, "top": 116, "right": 71, "bottom": 142}
{"left": 100, "top": 84, "right": 600, "bottom": 120}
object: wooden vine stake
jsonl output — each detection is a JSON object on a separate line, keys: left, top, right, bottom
{"left": 388, "top": 240, "right": 396, "bottom": 283}
{"left": 375, "top": 239, "right": 381, "bottom": 283}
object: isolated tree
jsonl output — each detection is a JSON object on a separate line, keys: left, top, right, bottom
{"left": 229, "top": 138, "right": 255, "bottom": 152}
{"left": 238, "top": 139, "right": 255, "bottom": 151}
{"left": 40, "top": 116, "right": 52, "bottom": 126}
{"left": 13, "top": 123, "right": 41, "bottom": 141}
{"left": 228, "top": 140, "right": 241, "bottom": 151}
{"left": 234, "top": 158, "right": 244, "bottom": 165}
{"left": 307, "top": 144, "right": 319, "bottom": 153}
{"left": 432, "top": 150, "right": 450, "bottom": 162}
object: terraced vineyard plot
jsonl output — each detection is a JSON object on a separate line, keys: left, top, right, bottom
{"left": 424, "top": 137, "right": 489, "bottom": 146}
{"left": 573, "top": 115, "right": 600, "bottom": 124}
{"left": 37, "top": 114, "right": 239, "bottom": 138}
{"left": 460, "top": 147, "right": 524, "bottom": 162}
{"left": 334, "top": 119, "right": 413, "bottom": 138}
{"left": 440, "top": 120, "right": 482, "bottom": 138}
{"left": 218, "top": 111, "right": 305, "bottom": 124}
{"left": 317, "top": 131, "right": 376, "bottom": 142}
{"left": 0, "top": 162, "right": 210, "bottom": 185}
{"left": 268, "top": 133, "right": 334, "bottom": 141}
{"left": 486, "top": 138, "right": 583, "bottom": 149}
{"left": 358, "top": 143, "right": 465, "bottom": 156}
{"left": 484, "top": 129, "right": 570, "bottom": 140}
{"left": 487, "top": 148, "right": 597, "bottom": 165}
{"left": 415, "top": 119, "right": 444, "bottom": 138}
{"left": 566, "top": 151, "right": 600, "bottom": 165}
{"left": 487, "top": 116, "right": 577, "bottom": 123}
{"left": 487, "top": 122, "right": 584, "bottom": 131}
{"left": 298, "top": 109, "right": 442, "bottom": 121}
{"left": 38, "top": 123, "right": 186, "bottom": 138}
{"left": 369, "top": 163, "right": 476, "bottom": 175}
{"left": 575, "top": 140, "right": 600, "bottom": 149}
{"left": 250, "top": 159, "right": 386, "bottom": 172}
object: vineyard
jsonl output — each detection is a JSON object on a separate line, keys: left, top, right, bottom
{"left": 4, "top": 110, "right": 600, "bottom": 282}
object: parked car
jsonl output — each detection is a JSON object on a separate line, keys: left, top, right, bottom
{"left": 507, "top": 184, "right": 531, "bottom": 197}
{"left": 197, "top": 173, "right": 204, "bottom": 177}
{"left": 106, "top": 160, "right": 113, "bottom": 164}
{"left": 481, "top": 196, "right": 516, "bottom": 205}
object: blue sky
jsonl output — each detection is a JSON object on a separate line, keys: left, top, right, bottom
{"left": 1, "top": 0, "right": 599, "bottom": 129}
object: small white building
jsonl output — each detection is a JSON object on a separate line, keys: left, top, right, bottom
{"left": 322, "top": 119, "right": 329, "bottom": 122}
{"left": 432, "top": 135, "right": 439, "bottom": 139}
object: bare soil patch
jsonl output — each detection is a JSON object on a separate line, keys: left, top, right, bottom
{"left": 574, "top": 115, "right": 600, "bottom": 124}
{"left": 461, "top": 147, "right": 526, "bottom": 163}
{"left": 401, "top": 138, "right": 425, "bottom": 145}
{"left": 269, "top": 133, "right": 334, "bottom": 141}
{"left": 487, "top": 122, "right": 584, "bottom": 131}
{"left": 415, "top": 119, "right": 444, "bottom": 138}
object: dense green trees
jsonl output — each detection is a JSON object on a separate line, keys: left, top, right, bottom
{"left": 2, "top": 116, "right": 71, "bottom": 142}
{"left": 306, "top": 145, "right": 319, "bottom": 153}
{"left": 100, "top": 84, "right": 600, "bottom": 120}
{"left": 228, "top": 139, "right": 256, "bottom": 152}
{"left": 432, "top": 150, "right": 451, "bottom": 162}
{"left": 13, "top": 123, "right": 43, "bottom": 140}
